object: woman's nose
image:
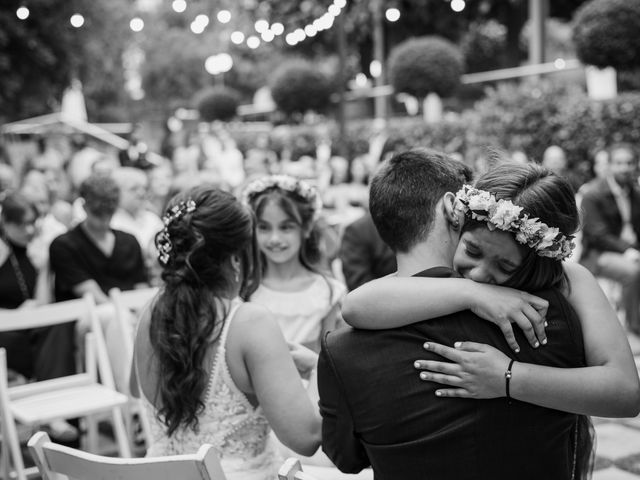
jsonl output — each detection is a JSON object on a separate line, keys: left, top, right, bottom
{"left": 467, "top": 266, "right": 494, "bottom": 285}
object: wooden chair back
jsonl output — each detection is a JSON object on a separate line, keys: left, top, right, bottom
{"left": 28, "top": 431, "right": 227, "bottom": 480}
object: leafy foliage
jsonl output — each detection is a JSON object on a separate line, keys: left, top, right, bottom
{"left": 0, "top": 0, "right": 131, "bottom": 123}
{"left": 388, "top": 36, "right": 463, "bottom": 99}
{"left": 573, "top": 0, "right": 640, "bottom": 69}
{"left": 195, "top": 86, "right": 240, "bottom": 122}
{"left": 270, "top": 59, "right": 333, "bottom": 116}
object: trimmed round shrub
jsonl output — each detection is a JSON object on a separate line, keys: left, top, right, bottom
{"left": 573, "top": 0, "right": 640, "bottom": 69}
{"left": 270, "top": 60, "right": 333, "bottom": 116}
{"left": 461, "top": 21, "right": 507, "bottom": 73}
{"left": 195, "top": 86, "right": 240, "bottom": 122}
{"left": 388, "top": 36, "right": 463, "bottom": 99}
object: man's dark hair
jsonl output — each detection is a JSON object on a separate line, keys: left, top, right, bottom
{"left": 79, "top": 174, "right": 120, "bottom": 217}
{"left": 369, "top": 148, "right": 472, "bottom": 253}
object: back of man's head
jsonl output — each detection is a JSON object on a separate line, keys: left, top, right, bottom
{"left": 369, "top": 148, "right": 471, "bottom": 253}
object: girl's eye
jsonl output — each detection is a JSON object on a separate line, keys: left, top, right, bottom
{"left": 257, "top": 224, "right": 269, "bottom": 232}
{"left": 281, "top": 224, "right": 296, "bottom": 231}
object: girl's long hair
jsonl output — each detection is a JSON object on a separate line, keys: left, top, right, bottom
{"left": 150, "top": 185, "right": 260, "bottom": 436}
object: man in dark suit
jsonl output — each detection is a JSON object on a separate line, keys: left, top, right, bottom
{"left": 318, "top": 149, "right": 585, "bottom": 479}
{"left": 580, "top": 143, "right": 640, "bottom": 335}
{"left": 339, "top": 212, "right": 396, "bottom": 291}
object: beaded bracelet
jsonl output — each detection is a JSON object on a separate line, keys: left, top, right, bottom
{"left": 505, "top": 359, "right": 515, "bottom": 404}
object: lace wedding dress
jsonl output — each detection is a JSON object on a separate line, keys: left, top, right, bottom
{"left": 142, "top": 299, "right": 281, "bottom": 480}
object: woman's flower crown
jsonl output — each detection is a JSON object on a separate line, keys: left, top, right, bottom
{"left": 156, "top": 199, "right": 197, "bottom": 265}
{"left": 242, "top": 175, "right": 323, "bottom": 222}
{"left": 455, "top": 185, "right": 575, "bottom": 261}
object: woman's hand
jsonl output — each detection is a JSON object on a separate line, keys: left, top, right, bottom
{"left": 414, "top": 341, "right": 512, "bottom": 399}
{"left": 469, "top": 283, "right": 548, "bottom": 352}
{"left": 287, "top": 342, "right": 318, "bottom": 379}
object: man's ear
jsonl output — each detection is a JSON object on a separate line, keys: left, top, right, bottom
{"left": 230, "top": 254, "right": 241, "bottom": 272}
{"left": 442, "top": 192, "right": 462, "bottom": 230}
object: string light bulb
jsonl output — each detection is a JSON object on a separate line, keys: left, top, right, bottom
{"left": 16, "top": 6, "right": 30, "bottom": 20}
{"left": 70, "top": 13, "right": 84, "bottom": 28}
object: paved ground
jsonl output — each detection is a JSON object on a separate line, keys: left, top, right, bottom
{"left": 592, "top": 332, "right": 640, "bottom": 480}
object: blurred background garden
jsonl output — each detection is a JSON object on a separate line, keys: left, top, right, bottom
{"left": 2, "top": 0, "right": 640, "bottom": 189}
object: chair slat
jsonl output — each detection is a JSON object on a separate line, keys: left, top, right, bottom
{"left": 12, "top": 385, "right": 128, "bottom": 424}
{"left": 8, "top": 373, "right": 92, "bottom": 400}
{"left": 0, "top": 297, "right": 89, "bottom": 331}
{"left": 28, "top": 432, "right": 226, "bottom": 480}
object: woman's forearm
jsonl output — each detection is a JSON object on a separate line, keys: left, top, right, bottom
{"left": 511, "top": 363, "right": 640, "bottom": 417}
{"left": 343, "top": 277, "right": 477, "bottom": 328}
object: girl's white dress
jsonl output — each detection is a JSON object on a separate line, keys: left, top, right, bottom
{"left": 141, "top": 299, "right": 280, "bottom": 480}
{"left": 251, "top": 273, "right": 346, "bottom": 351}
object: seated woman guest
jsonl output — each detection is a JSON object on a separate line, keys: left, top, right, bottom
{"left": 133, "top": 185, "right": 320, "bottom": 479}
{"left": 0, "top": 193, "right": 77, "bottom": 441}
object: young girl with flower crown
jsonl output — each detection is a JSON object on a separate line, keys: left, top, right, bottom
{"left": 243, "top": 175, "right": 346, "bottom": 354}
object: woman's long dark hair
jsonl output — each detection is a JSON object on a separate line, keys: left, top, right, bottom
{"left": 467, "top": 163, "right": 593, "bottom": 479}
{"left": 150, "top": 185, "right": 260, "bottom": 436}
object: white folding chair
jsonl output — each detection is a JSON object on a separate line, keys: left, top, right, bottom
{"left": 0, "top": 295, "right": 131, "bottom": 480}
{"left": 278, "top": 458, "right": 320, "bottom": 480}
{"left": 28, "top": 431, "right": 226, "bottom": 480}
{"left": 109, "top": 287, "right": 158, "bottom": 449}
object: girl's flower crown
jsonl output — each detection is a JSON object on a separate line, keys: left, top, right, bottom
{"left": 156, "top": 199, "right": 197, "bottom": 265}
{"left": 455, "top": 185, "right": 575, "bottom": 261}
{"left": 242, "top": 175, "right": 323, "bottom": 222}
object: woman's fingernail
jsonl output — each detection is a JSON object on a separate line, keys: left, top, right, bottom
{"left": 420, "top": 372, "right": 429, "bottom": 380}
{"left": 533, "top": 341, "right": 540, "bottom": 348}
{"left": 542, "top": 338, "right": 547, "bottom": 345}
{"left": 515, "top": 347, "right": 520, "bottom": 353}
{"left": 544, "top": 321, "right": 549, "bottom": 327}
{"left": 435, "top": 391, "right": 443, "bottom": 397}
{"left": 454, "top": 341, "right": 462, "bottom": 348}
{"left": 414, "top": 361, "right": 421, "bottom": 368}
{"left": 423, "top": 342, "right": 430, "bottom": 349}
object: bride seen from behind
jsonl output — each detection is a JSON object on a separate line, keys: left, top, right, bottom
{"left": 132, "top": 185, "right": 320, "bottom": 480}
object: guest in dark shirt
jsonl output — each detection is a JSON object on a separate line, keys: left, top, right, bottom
{"left": 0, "top": 193, "right": 77, "bottom": 441}
{"left": 50, "top": 174, "right": 148, "bottom": 304}
{"left": 49, "top": 174, "right": 148, "bottom": 393}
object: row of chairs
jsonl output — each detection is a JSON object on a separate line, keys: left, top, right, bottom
{"left": 0, "top": 287, "right": 158, "bottom": 479}
{"left": 1, "top": 288, "right": 321, "bottom": 479}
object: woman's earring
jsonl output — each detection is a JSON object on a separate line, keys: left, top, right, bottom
{"left": 452, "top": 219, "right": 460, "bottom": 230}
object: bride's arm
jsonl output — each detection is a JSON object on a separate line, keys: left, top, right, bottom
{"left": 416, "top": 263, "right": 640, "bottom": 417}
{"left": 343, "top": 276, "right": 549, "bottom": 351}
{"left": 238, "top": 304, "right": 321, "bottom": 456}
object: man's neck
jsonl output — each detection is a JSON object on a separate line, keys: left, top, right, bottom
{"left": 396, "top": 238, "right": 455, "bottom": 277}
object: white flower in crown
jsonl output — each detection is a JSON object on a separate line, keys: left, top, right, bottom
{"left": 467, "top": 189, "right": 494, "bottom": 212}
{"left": 517, "top": 216, "right": 544, "bottom": 241}
{"left": 489, "top": 200, "right": 523, "bottom": 230}
{"left": 536, "top": 226, "right": 560, "bottom": 250}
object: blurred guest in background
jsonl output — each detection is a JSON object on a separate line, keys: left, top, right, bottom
{"left": 580, "top": 143, "right": 640, "bottom": 336}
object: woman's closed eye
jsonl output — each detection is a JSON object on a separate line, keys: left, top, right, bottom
{"left": 463, "top": 243, "right": 481, "bottom": 258}
{"left": 498, "top": 262, "right": 518, "bottom": 275}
